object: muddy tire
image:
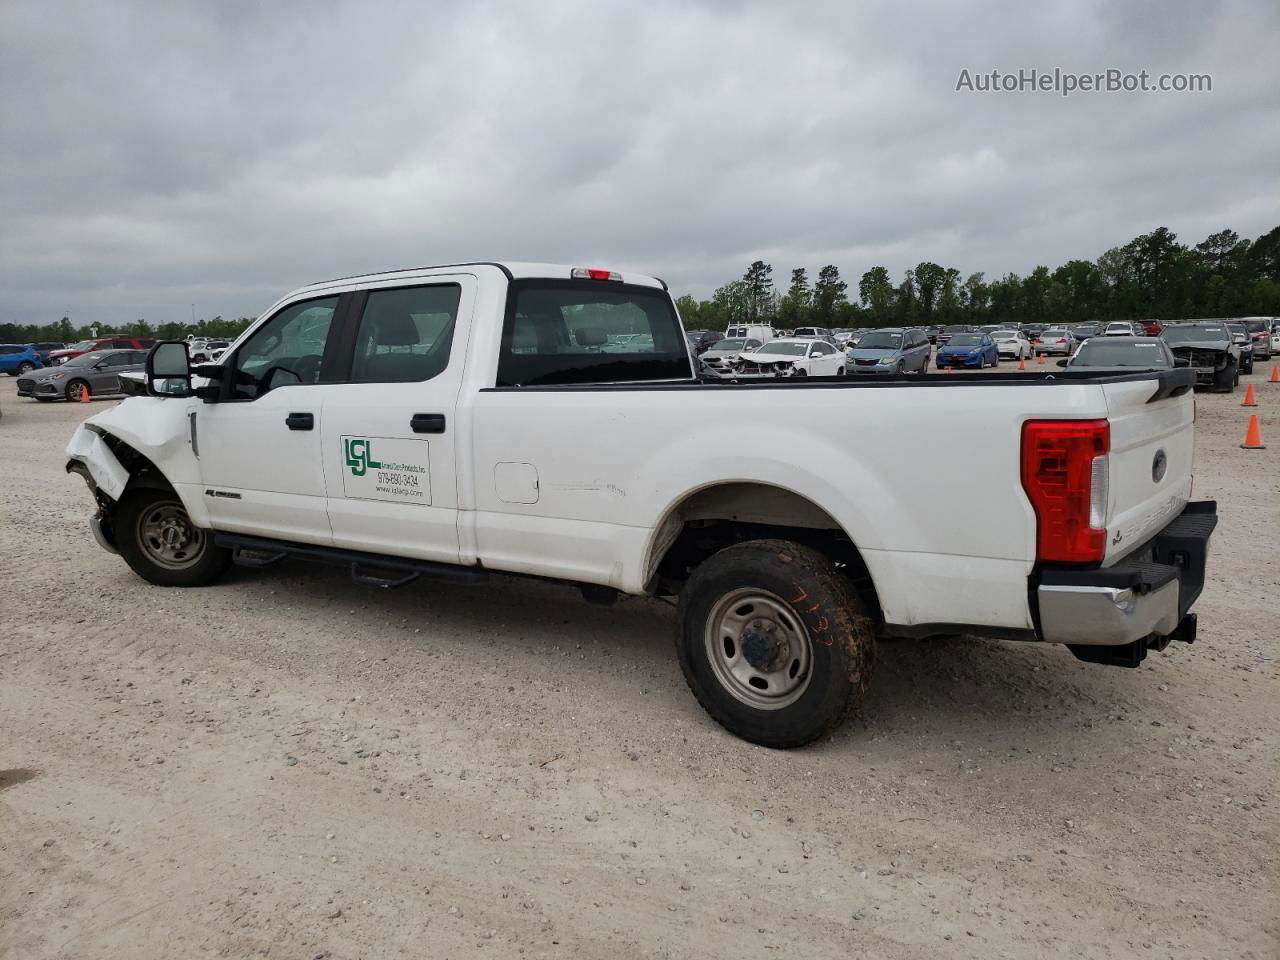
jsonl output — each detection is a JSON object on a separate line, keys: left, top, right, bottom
{"left": 676, "top": 539, "right": 875, "bottom": 748}
{"left": 114, "top": 489, "right": 231, "bottom": 587}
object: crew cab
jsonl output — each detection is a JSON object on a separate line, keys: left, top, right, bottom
{"left": 65, "top": 262, "right": 1216, "bottom": 748}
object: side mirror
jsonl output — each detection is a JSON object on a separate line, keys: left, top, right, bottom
{"left": 146, "top": 341, "right": 191, "bottom": 397}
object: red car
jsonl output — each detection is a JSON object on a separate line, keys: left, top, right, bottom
{"left": 1142, "top": 318, "right": 1163, "bottom": 336}
{"left": 48, "top": 336, "right": 156, "bottom": 365}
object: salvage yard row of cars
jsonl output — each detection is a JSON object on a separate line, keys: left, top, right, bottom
{"left": 685, "top": 316, "right": 1277, "bottom": 385}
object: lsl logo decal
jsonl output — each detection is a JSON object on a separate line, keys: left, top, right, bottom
{"left": 344, "top": 437, "right": 381, "bottom": 477}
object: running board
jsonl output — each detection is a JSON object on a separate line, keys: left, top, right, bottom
{"left": 214, "top": 533, "right": 488, "bottom": 589}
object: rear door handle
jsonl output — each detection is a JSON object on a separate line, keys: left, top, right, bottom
{"left": 285, "top": 412, "right": 314, "bottom": 431}
{"left": 410, "top": 413, "right": 446, "bottom": 434}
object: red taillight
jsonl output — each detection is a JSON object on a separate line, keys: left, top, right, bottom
{"left": 1021, "top": 420, "right": 1110, "bottom": 565}
{"left": 571, "top": 267, "right": 623, "bottom": 281}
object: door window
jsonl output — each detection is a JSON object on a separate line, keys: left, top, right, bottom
{"left": 230, "top": 297, "right": 338, "bottom": 400}
{"left": 103, "top": 352, "right": 134, "bottom": 367}
{"left": 349, "top": 284, "right": 460, "bottom": 383}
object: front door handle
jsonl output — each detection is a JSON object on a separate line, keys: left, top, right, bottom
{"left": 285, "top": 412, "right": 314, "bottom": 431}
{"left": 410, "top": 413, "right": 446, "bottom": 434}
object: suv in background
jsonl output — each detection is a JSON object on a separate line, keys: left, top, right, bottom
{"left": 33, "top": 341, "right": 66, "bottom": 363}
{"left": 48, "top": 336, "right": 156, "bottom": 365}
{"left": 846, "top": 328, "right": 931, "bottom": 374}
{"left": 0, "top": 344, "right": 42, "bottom": 376}
{"left": 1234, "top": 317, "right": 1272, "bottom": 360}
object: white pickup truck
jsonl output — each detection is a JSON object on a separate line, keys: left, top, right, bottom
{"left": 66, "top": 261, "right": 1217, "bottom": 747}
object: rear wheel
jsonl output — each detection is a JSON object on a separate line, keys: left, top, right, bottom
{"left": 676, "top": 540, "right": 875, "bottom": 748}
{"left": 65, "top": 380, "right": 90, "bottom": 402}
{"left": 17, "top": 362, "right": 35, "bottom": 374}
{"left": 114, "top": 490, "right": 232, "bottom": 587}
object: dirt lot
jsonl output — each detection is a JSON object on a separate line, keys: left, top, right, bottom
{"left": 1, "top": 368, "right": 1276, "bottom": 960}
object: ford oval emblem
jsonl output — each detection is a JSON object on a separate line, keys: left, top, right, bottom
{"left": 1152, "top": 449, "right": 1168, "bottom": 483}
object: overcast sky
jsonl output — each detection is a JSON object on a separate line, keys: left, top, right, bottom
{"left": 2, "top": 0, "right": 1277, "bottom": 325}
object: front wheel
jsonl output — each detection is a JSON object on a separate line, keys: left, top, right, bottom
{"left": 17, "top": 362, "right": 35, "bottom": 374}
{"left": 114, "top": 490, "right": 232, "bottom": 587}
{"left": 676, "top": 540, "right": 875, "bottom": 748}
{"left": 65, "top": 380, "right": 90, "bottom": 402}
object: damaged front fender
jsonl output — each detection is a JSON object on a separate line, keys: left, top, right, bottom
{"left": 65, "top": 425, "right": 130, "bottom": 501}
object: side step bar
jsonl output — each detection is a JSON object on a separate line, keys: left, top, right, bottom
{"left": 213, "top": 533, "right": 488, "bottom": 589}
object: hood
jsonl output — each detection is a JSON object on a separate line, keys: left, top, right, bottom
{"left": 1168, "top": 338, "right": 1230, "bottom": 352}
{"left": 938, "top": 343, "right": 981, "bottom": 353}
{"left": 849, "top": 347, "right": 898, "bottom": 360}
{"left": 47, "top": 348, "right": 82, "bottom": 359}
{"left": 26, "top": 365, "right": 76, "bottom": 382}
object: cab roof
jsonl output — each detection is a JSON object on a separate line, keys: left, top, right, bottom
{"left": 298, "top": 261, "right": 667, "bottom": 297}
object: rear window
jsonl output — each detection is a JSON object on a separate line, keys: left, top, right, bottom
{"left": 1074, "top": 341, "right": 1171, "bottom": 367}
{"left": 497, "top": 280, "right": 691, "bottom": 387}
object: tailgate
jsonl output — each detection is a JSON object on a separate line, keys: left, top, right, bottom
{"left": 1099, "top": 373, "right": 1195, "bottom": 565}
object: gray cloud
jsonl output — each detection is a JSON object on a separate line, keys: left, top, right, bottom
{"left": 2, "top": 0, "right": 1277, "bottom": 325}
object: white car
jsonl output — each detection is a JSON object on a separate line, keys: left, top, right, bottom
{"left": 731, "top": 337, "right": 845, "bottom": 377}
{"left": 1104, "top": 321, "right": 1136, "bottom": 337}
{"left": 991, "top": 329, "right": 1032, "bottom": 360}
{"left": 64, "top": 260, "right": 1216, "bottom": 748}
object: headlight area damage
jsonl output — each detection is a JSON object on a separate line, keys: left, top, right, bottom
{"left": 1169, "top": 345, "right": 1232, "bottom": 386}
{"left": 730, "top": 358, "right": 797, "bottom": 378}
{"left": 64, "top": 425, "right": 164, "bottom": 555}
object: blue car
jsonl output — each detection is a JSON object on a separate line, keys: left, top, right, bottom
{"left": 936, "top": 333, "right": 999, "bottom": 369}
{"left": 0, "top": 344, "right": 43, "bottom": 376}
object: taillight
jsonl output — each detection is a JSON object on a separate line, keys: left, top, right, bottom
{"left": 571, "top": 267, "right": 623, "bottom": 281}
{"left": 1021, "top": 419, "right": 1110, "bottom": 565}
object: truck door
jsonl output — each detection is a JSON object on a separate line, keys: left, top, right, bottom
{"left": 195, "top": 295, "right": 342, "bottom": 545}
{"left": 320, "top": 277, "right": 474, "bottom": 564}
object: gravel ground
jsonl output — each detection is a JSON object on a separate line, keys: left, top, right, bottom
{"left": 1, "top": 367, "right": 1276, "bottom": 960}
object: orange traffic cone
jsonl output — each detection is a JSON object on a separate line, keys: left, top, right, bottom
{"left": 78, "top": 384, "right": 90, "bottom": 404}
{"left": 1018, "top": 357, "right": 1026, "bottom": 370}
{"left": 1037, "top": 354, "right": 1045, "bottom": 365}
{"left": 1270, "top": 365, "right": 1279, "bottom": 383}
{"left": 1242, "top": 383, "right": 1257, "bottom": 406}
{"left": 945, "top": 366, "right": 954, "bottom": 374}
{"left": 1241, "top": 415, "right": 1265, "bottom": 449}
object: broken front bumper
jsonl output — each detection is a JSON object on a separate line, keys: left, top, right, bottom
{"left": 1034, "top": 500, "right": 1217, "bottom": 666}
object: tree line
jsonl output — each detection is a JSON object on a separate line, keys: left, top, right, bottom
{"left": 676, "top": 224, "right": 1280, "bottom": 331}
{"left": 0, "top": 314, "right": 254, "bottom": 346}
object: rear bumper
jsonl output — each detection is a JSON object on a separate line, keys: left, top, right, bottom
{"left": 1035, "top": 500, "right": 1216, "bottom": 651}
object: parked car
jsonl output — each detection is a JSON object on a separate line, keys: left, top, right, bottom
{"left": 1140, "top": 319, "right": 1163, "bottom": 336}
{"left": 1059, "top": 336, "right": 1174, "bottom": 371}
{"left": 1071, "top": 323, "right": 1102, "bottom": 341}
{"left": 1231, "top": 317, "right": 1273, "bottom": 360}
{"left": 990, "top": 329, "right": 1033, "bottom": 360}
{"left": 699, "top": 337, "right": 763, "bottom": 376}
{"left": 1161, "top": 323, "right": 1241, "bottom": 392}
{"left": 0, "top": 343, "right": 42, "bottom": 376}
{"left": 48, "top": 337, "right": 156, "bottom": 365}
{"left": 846, "top": 328, "right": 931, "bottom": 375}
{"left": 33, "top": 341, "right": 66, "bottom": 363}
{"left": 1035, "top": 328, "right": 1078, "bottom": 356}
{"left": 791, "top": 327, "right": 832, "bottom": 340}
{"left": 936, "top": 324, "right": 970, "bottom": 345}
{"left": 1104, "top": 321, "right": 1136, "bottom": 337}
{"left": 63, "top": 260, "right": 1216, "bottom": 748}
{"left": 722, "top": 323, "right": 775, "bottom": 344}
{"left": 1223, "top": 323, "right": 1255, "bottom": 374}
{"left": 1022, "top": 323, "right": 1048, "bottom": 340}
{"left": 733, "top": 337, "right": 845, "bottom": 377}
{"left": 191, "top": 339, "right": 231, "bottom": 363}
{"left": 1271, "top": 327, "right": 1280, "bottom": 353}
{"left": 936, "top": 333, "right": 999, "bottom": 369}
{"left": 924, "top": 325, "right": 942, "bottom": 344}
{"left": 17, "top": 348, "right": 149, "bottom": 401}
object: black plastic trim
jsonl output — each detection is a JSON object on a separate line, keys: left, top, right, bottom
{"left": 215, "top": 533, "right": 488, "bottom": 585}
{"left": 880, "top": 622, "right": 1038, "bottom": 642}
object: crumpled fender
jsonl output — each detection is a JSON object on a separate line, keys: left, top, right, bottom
{"left": 65, "top": 427, "right": 130, "bottom": 500}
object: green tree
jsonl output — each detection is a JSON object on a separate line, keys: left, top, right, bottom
{"left": 811, "top": 265, "right": 847, "bottom": 325}
{"left": 962, "top": 272, "right": 988, "bottom": 322}
{"left": 741, "top": 261, "right": 773, "bottom": 322}
{"left": 777, "top": 267, "right": 811, "bottom": 329}
{"left": 858, "top": 266, "right": 894, "bottom": 323}
{"left": 913, "top": 262, "right": 947, "bottom": 321}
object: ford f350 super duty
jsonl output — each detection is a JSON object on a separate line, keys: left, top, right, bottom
{"left": 65, "top": 262, "right": 1216, "bottom": 747}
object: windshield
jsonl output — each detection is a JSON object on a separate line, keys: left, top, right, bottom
{"left": 1072, "top": 341, "right": 1170, "bottom": 367}
{"left": 757, "top": 342, "right": 809, "bottom": 357}
{"left": 856, "top": 332, "right": 902, "bottom": 349}
{"left": 1072, "top": 325, "right": 1098, "bottom": 333}
{"left": 62, "top": 352, "right": 106, "bottom": 367}
{"left": 948, "top": 334, "right": 983, "bottom": 346}
{"left": 711, "top": 339, "right": 747, "bottom": 351}
{"left": 1163, "top": 325, "right": 1228, "bottom": 344}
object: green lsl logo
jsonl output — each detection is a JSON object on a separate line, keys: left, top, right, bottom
{"left": 344, "top": 438, "right": 381, "bottom": 477}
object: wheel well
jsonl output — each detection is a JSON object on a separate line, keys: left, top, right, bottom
{"left": 648, "top": 482, "right": 881, "bottom": 618}
{"left": 99, "top": 432, "right": 177, "bottom": 502}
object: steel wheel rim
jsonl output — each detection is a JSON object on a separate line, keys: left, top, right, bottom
{"left": 136, "top": 501, "right": 205, "bottom": 569}
{"left": 704, "top": 588, "right": 813, "bottom": 710}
